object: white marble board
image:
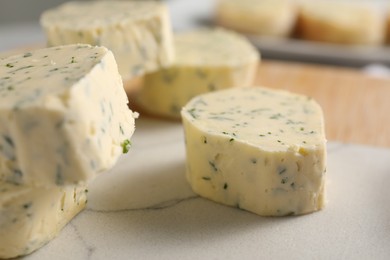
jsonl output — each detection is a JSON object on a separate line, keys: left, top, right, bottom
{"left": 22, "top": 117, "right": 390, "bottom": 260}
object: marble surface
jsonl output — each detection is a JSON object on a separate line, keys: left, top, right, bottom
{"left": 1, "top": 0, "right": 389, "bottom": 258}
{"left": 21, "top": 117, "right": 390, "bottom": 260}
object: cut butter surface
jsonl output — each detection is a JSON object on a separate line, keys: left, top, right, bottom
{"left": 0, "top": 44, "right": 137, "bottom": 187}
{"left": 0, "top": 182, "right": 87, "bottom": 259}
{"left": 136, "top": 28, "right": 259, "bottom": 119}
{"left": 181, "top": 87, "right": 326, "bottom": 216}
{"left": 40, "top": 0, "right": 174, "bottom": 80}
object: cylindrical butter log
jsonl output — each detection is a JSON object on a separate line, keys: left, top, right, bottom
{"left": 0, "top": 44, "right": 137, "bottom": 187}
{"left": 0, "top": 183, "right": 87, "bottom": 258}
{"left": 215, "top": 0, "right": 297, "bottom": 37}
{"left": 297, "top": 1, "right": 386, "bottom": 46}
{"left": 40, "top": 1, "right": 174, "bottom": 81}
{"left": 136, "top": 28, "right": 260, "bottom": 119}
{"left": 181, "top": 87, "right": 327, "bottom": 217}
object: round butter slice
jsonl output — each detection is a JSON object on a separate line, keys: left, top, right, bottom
{"left": 0, "top": 183, "right": 87, "bottom": 258}
{"left": 297, "top": 1, "right": 386, "bottom": 45}
{"left": 181, "top": 87, "right": 327, "bottom": 216}
{"left": 215, "top": 0, "right": 297, "bottom": 37}
{"left": 136, "top": 28, "right": 259, "bottom": 119}
{"left": 0, "top": 44, "right": 137, "bottom": 187}
{"left": 40, "top": 1, "right": 174, "bottom": 80}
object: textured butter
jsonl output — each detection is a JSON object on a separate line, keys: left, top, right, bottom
{"left": 181, "top": 87, "right": 326, "bottom": 216}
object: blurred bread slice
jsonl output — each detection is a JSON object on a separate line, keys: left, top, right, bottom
{"left": 297, "top": 1, "right": 386, "bottom": 46}
{"left": 215, "top": 0, "right": 297, "bottom": 38}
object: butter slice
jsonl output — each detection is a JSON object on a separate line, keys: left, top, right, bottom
{"left": 181, "top": 87, "right": 326, "bottom": 216}
{"left": 137, "top": 28, "right": 259, "bottom": 119}
{"left": 298, "top": 1, "right": 386, "bottom": 45}
{"left": 0, "top": 44, "right": 137, "bottom": 186}
{"left": 40, "top": 1, "right": 174, "bottom": 80}
{"left": 0, "top": 183, "right": 87, "bottom": 258}
{"left": 216, "top": 0, "right": 297, "bottom": 37}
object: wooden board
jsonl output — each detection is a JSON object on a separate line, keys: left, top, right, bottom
{"left": 257, "top": 60, "right": 390, "bottom": 147}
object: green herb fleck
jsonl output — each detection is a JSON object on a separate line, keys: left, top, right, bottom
{"left": 3, "top": 135, "right": 14, "bottom": 147}
{"left": 162, "top": 69, "right": 178, "bottom": 83}
{"left": 229, "top": 138, "right": 234, "bottom": 142}
{"left": 208, "top": 83, "right": 216, "bottom": 91}
{"left": 196, "top": 69, "right": 207, "bottom": 78}
{"left": 202, "top": 176, "right": 211, "bottom": 181}
{"left": 14, "top": 65, "right": 34, "bottom": 72}
{"left": 223, "top": 183, "right": 228, "bottom": 190}
{"left": 71, "top": 56, "right": 76, "bottom": 63}
{"left": 23, "top": 202, "right": 32, "bottom": 209}
{"left": 6, "top": 63, "right": 14, "bottom": 68}
{"left": 188, "top": 108, "right": 197, "bottom": 119}
{"left": 284, "top": 211, "right": 295, "bottom": 216}
{"left": 13, "top": 169, "right": 22, "bottom": 180}
{"left": 278, "top": 167, "right": 287, "bottom": 175}
{"left": 270, "top": 113, "right": 283, "bottom": 119}
{"left": 209, "top": 161, "right": 218, "bottom": 172}
{"left": 170, "top": 104, "right": 180, "bottom": 114}
{"left": 55, "top": 164, "right": 64, "bottom": 185}
{"left": 132, "top": 65, "right": 143, "bottom": 76}
{"left": 121, "top": 139, "right": 132, "bottom": 154}
{"left": 23, "top": 53, "right": 32, "bottom": 58}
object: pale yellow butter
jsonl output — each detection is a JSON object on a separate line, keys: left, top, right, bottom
{"left": 137, "top": 28, "right": 259, "bottom": 119}
{"left": 216, "top": 0, "right": 297, "bottom": 37}
{"left": 40, "top": 1, "right": 174, "bottom": 80}
{"left": 181, "top": 87, "right": 326, "bottom": 216}
{"left": 0, "top": 44, "right": 137, "bottom": 187}
{"left": 0, "top": 183, "right": 87, "bottom": 258}
{"left": 298, "top": 1, "right": 386, "bottom": 45}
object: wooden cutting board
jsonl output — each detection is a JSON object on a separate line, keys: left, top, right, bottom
{"left": 256, "top": 60, "right": 390, "bottom": 148}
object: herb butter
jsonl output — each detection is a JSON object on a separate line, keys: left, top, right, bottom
{"left": 181, "top": 87, "right": 326, "bottom": 216}
{"left": 40, "top": 1, "right": 174, "bottom": 80}
{"left": 136, "top": 28, "right": 259, "bottom": 119}
{"left": 0, "top": 44, "right": 137, "bottom": 187}
{"left": 0, "top": 182, "right": 87, "bottom": 258}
